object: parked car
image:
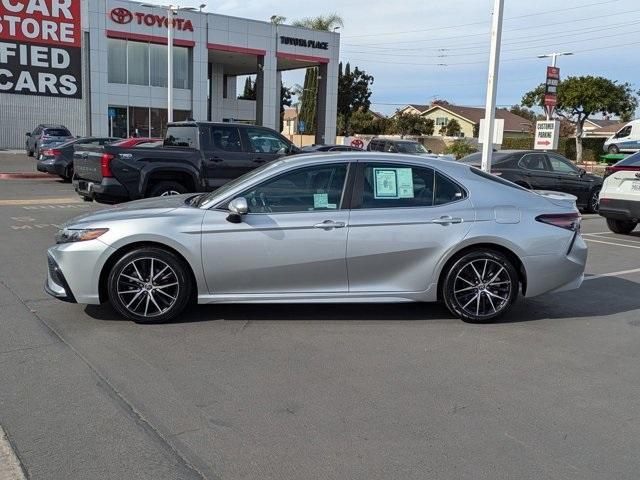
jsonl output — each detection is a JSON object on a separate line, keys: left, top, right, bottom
{"left": 47, "top": 152, "right": 586, "bottom": 324}
{"left": 301, "top": 144, "right": 363, "bottom": 152}
{"left": 36, "top": 137, "right": 120, "bottom": 181}
{"left": 460, "top": 150, "right": 603, "bottom": 213}
{"left": 599, "top": 152, "right": 640, "bottom": 234}
{"left": 72, "top": 122, "right": 300, "bottom": 203}
{"left": 367, "top": 138, "right": 433, "bottom": 155}
{"left": 25, "top": 124, "right": 73, "bottom": 157}
{"left": 110, "top": 137, "right": 162, "bottom": 148}
{"left": 603, "top": 120, "right": 640, "bottom": 154}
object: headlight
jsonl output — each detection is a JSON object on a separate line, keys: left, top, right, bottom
{"left": 55, "top": 228, "right": 109, "bottom": 244}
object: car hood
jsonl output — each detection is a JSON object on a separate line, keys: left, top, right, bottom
{"left": 584, "top": 172, "right": 603, "bottom": 184}
{"left": 65, "top": 194, "right": 197, "bottom": 227}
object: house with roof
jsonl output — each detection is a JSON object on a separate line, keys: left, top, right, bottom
{"left": 582, "top": 119, "right": 625, "bottom": 137}
{"left": 420, "top": 104, "right": 533, "bottom": 138}
{"left": 282, "top": 107, "right": 299, "bottom": 135}
{"left": 393, "top": 104, "right": 431, "bottom": 117}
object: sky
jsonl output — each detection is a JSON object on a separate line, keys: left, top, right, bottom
{"left": 180, "top": 0, "right": 639, "bottom": 116}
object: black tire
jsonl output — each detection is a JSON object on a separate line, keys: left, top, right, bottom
{"left": 586, "top": 188, "right": 600, "bottom": 214}
{"left": 442, "top": 249, "right": 519, "bottom": 323}
{"left": 147, "top": 181, "right": 187, "bottom": 198}
{"left": 107, "top": 247, "right": 193, "bottom": 323}
{"left": 607, "top": 144, "right": 620, "bottom": 154}
{"left": 27, "top": 149, "right": 33, "bottom": 157}
{"left": 606, "top": 218, "right": 637, "bottom": 235}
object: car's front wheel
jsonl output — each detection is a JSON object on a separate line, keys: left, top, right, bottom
{"left": 607, "top": 144, "right": 620, "bottom": 154}
{"left": 442, "top": 249, "right": 519, "bottom": 322}
{"left": 606, "top": 218, "right": 637, "bottom": 235}
{"left": 107, "top": 247, "right": 193, "bottom": 323}
{"left": 586, "top": 188, "right": 600, "bottom": 214}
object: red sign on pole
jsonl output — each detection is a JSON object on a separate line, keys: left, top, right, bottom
{"left": 543, "top": 94, "right": 557, "bottom": 106}
{"left": 546, "top": 66, "right": 560, "bottom": 79}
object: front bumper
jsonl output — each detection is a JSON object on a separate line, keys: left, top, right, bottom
{"left": 45, "top": 241, "right": 114, "bottom": 305}
{"left": 73, "top": 177, "right": 129, "bottom": 204}
{"left": 599, "top": 198, "right": 640, "bottom": 222}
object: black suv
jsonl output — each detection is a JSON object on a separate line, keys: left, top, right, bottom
{"left": 366, "top": 138, "right": 433, "bottom": 155}
{"left": 460, "top": 150, "right": 603, "bottom": 213}
{"left": 73, "top": 122, "right": 300, "bottom": 203}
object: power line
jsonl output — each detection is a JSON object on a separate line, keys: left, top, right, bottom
{"left": 342, "top": 0, "right": 624, "bottom": 38}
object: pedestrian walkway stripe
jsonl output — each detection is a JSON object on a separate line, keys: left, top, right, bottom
{"left": 0, "top": 197, "right": 81, "bottom": 206}
{"left": 584, "top": 238, "right": 640, "bottom": 249}
{"left": 0, "top": 425, "right": 26, "bottom": 480}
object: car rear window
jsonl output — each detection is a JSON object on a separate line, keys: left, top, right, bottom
{"left": 44, "top": 128, "right": 71, "bottom": 136}
{"left": 470, "top": 167, "right": 529, "bottom": 191}
{"left": 165, "top": 126, "right": 198, "bottom": 147}
{"left": 616, "top": 152, "right": 640, "bottom": 167}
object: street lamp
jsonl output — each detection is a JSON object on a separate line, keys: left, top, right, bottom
{"left": 139, "top": 3, "right": 202, "bottom": 122}
{"left": 537, "top": 52, "right": 573, "bottom": 68}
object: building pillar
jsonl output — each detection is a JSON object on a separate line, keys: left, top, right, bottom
{"left": 210, "top": 63, "right": 224, "bottom": 122}
{"left": 225, "top": 75, "right": 237, "bottom": 99}
{"left": 191, "top": 14, "right": 209, "bottom": 121}
{"left": 275, "top": 71, "right": 282, "bottom": 131}
{"left": 315, "top": 62, "right": 338, "bottom": 144}
{"left": 255, "top": 55, "right": 278, "bottom": 130}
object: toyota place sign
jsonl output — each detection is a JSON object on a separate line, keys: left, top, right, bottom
{"left": 0, "top": 0, "right": 82, "bottom": 98}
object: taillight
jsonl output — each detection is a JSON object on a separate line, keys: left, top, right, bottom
{"left": 101, "top": 153, "right": 114, "bottom": 177}
{"left": 536, "top": 212, "right": 581, "bottom": 231}
{"left": 604, "top": 165, "right": 640, "bottom": 179}
{"left": 43, "top": 149, "right": 62, "bottom": 156}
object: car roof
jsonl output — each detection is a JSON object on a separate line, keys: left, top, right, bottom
{"left": 40, "top": 124, "right": 68, "bottom": 129}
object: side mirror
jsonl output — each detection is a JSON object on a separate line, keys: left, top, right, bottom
{"left": 226, "top": 197, "right": 248, "bottom": 223}
{"left": 578, "top": 168, "right": 586, "bottom": 177}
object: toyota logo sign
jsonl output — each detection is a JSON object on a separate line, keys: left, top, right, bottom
{"left": 110, "top": 7, "right": 133, "bottom": 24}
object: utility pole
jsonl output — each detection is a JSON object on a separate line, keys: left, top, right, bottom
{"left": 537, "top": 52, "right": 572, "bottom": 120}
{"left": 480, "top": 0, "right": 504, "bottom": 173}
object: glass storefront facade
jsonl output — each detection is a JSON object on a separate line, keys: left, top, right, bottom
{"left": 109, "top": 106, "right": 191, "bottom": 138}
{"left": 107, "top": 38, "right": 191, "bottom": 89}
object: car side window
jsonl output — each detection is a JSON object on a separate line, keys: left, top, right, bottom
{"left": 246, "top": 128, "right": 289, "bottom": 154}
{"left": 359, "top": 163, "right": 436, "bottom": 209}
{"left": 548, "top": 154, "right": 578, "bottom": 174}
{"left": 206, "top": 126, "right": 242, "bottom": 152}
{"left": 434, "top": 171, "right": 466, "bottom": 205}
{"left": 519, "top": 153, "right": 548, "bottom": 171}
{"left": 616, "top": 126, "right": 632, "bottom": 138}
{"left": 240, "top": 163, "right": 348, "bottom": 213}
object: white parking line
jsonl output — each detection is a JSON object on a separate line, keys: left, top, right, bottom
{"left": 0, "top": 426, "right": 26, "bottom": 480}
{"left": 584, "top": 267, "right": 640, "bottom": 281}
{"left": 583, "top": 233, "right": 640, "bottom": 244}
{"left": 584, "top": 238, "right": 640, "bottom": 249}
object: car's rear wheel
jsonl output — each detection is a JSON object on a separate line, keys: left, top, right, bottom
{"left": 27, "top": 149, "right": 34, "bottom": 157}
{"left": 148, "top": 181, "right": 187, "bottom": 198}
{"left": 607, "top": 144, "right": 620, "bottom": 154}
{"left": 606, "top": 218, "right": 637, "bottom": 234}
{"left": 586, "top": 188, "right": 600, "bottom": 213}
{"left": 107, "top": 247, "right": 193, "bottom": 323}
{"left": 442, "top": 250, "right": 519, "bottom": 322}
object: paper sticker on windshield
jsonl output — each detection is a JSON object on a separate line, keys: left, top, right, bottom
{"left": 374, "top": 169, "right": 398, "bottom": 198}
{"left": 396, "top": 168, "right": 414, "bottom": 198}
{"left": 314, "top": 193, "right": 329, "bottom": 209}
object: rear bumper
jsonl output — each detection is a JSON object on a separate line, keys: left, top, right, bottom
{"left": 599, "top": 198, "right": 640, "bottom": 222}
{"left": 73, "top": 176, "right": 129, "bottom": 204}
{"left": 522, "top": 233, "right": 588, "bottom": 297}
{"left": 36, "top": 158, "right": 56, "bottom": 173}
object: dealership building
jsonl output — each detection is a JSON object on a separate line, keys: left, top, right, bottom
{"left": 0, "top": 0, "right": 340, "bottom": 149}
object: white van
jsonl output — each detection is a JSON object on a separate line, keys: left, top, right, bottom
{"left": 603, "top": 120, "right": 640, "bottom": 154}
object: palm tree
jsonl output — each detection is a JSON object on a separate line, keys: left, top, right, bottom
{"left": 269, "top": 15, "right": 287, "bottom": 25}
{"left": 290, "top": 14, "right": 343, "bottom": 135}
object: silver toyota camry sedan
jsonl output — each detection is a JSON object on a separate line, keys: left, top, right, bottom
{"left": 45, "top": 153, "right": 587, "bottom": 323}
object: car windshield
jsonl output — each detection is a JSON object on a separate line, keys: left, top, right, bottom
{"left": 44, "top": 128, "right": 71, "bottom": 137}
{"left": 395, "top": 142, "right": 429, "bottom": 154}
{"left": 196, "top": 160, "right": 284, "bottom": 207}
{"left": 615, "top": 152, "right": 640, "bottom": 166}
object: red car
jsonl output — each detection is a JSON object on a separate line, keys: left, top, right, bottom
{"left": 110, "top": 137, "right": 162, "bottom": 148}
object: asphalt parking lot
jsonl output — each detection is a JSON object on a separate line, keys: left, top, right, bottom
{"left": 1, "top": 151, "right": 640, "bottom": 480}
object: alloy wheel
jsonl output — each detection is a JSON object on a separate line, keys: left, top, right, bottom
{"left": 116, "top": 257, "right": 179, "bottom": 318}
{"left": 160, "top": 190, "right": 181, "bottom": 196}
{"left": 453, "top": 258, "right": 512, "bottom": 318}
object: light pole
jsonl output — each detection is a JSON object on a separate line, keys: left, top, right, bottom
{"left": 139, "top": 3, "right": 201, "bottom": 123}
{"left": 480, "top": 0, "right": 504, "bottom": 173}
{"left": 537, "top": 52, "right": 573, "bottom": 120}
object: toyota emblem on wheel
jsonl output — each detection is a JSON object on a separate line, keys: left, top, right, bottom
{"left": 110, "top": 7, "right": 133, "bottom": 24}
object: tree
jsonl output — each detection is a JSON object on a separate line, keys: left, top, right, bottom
{"left": 509, "top": 105, "right": 539, "bottom": 125}
{"left": 269, "top": 15, "right": 286, "bottom": 24}
{"left": 445, "top": 139, "right": 478, "bottom": 159}
{"left": 440, "top": 118, "right": 461, "bottom": 137}
{"left": 337, "top": 62, "right": 374, "bottom": 136}
{"left": 292, "top": 14, "right": 344, "bottom": 137}
{"left": 280, "top": 85, "right": 293, "bottom": 132}
{"left": 522, "top": 76, "right": 638, "bottom": 161}
{"left": 392, "top": 111, "right": 434, "bottom": 137}
{"left": 238, "top": 77, "right": 256, "bottom": 100}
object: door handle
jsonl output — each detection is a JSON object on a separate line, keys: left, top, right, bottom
{"left": 431, "top": 216, "right": 463, "bottom": 225}
{"left": 253, "top": 157, "right": 266, "bottom": 163}
{"left": 209, "top": 157, "right": 223, "bottom": 162}
{"left": 313, "top": 220, "right": 346, "bottom": 230}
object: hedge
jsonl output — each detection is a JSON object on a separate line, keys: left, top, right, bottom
{"left": 502, "top": 136, "right": 606, "bottom": 162}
